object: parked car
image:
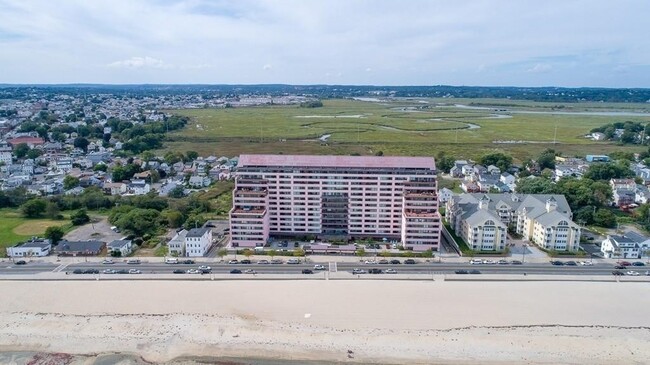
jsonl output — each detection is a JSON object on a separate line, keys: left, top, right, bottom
{"left": 240, "top": 259, "right": 252, "bottom": 264}
{"left": 314, "top": 264, "right": 326, "bottom": 270}
{"left": 270, "top": 259, "right": 283, "bottom": 264}
{"left": 230, "top": 269, "right": 242, "bottom": 274}
{"left": 469, "top": 259, "right": 483, "bottom": 265}
{"left": 614, "top": 265, "right": 626, "bottom": 269}
{"left": 127, "top": 259, "right": 141, "bottom": 265}
{"left": 182, "top": 260, "right": 195, "bottom": 265}
{"left": 116, "top": 269, "right": 129, "bottom": 274}
{"left": 510, "top": 260, "right": 523, "bottom": 265}
{"left": 15, "top": 260, "right": 27, "bottom": 265}
{"left": 482, "top": 260, "right": 496, "bottom": 265}
{"left": 455, "top": 270, "right": 469, "bottom": 274}
{"left": 128, "top": 269, "right": 141, "bottom": 274}
{"left": 287, "top": 259, "right": 300, "bottom": 264}
{"left": 244, "top": 269, "right": 257, "bottom": 274}
{"left": 565, "top": 261, "right": 577, "bottom": 266}
{"left": 579, "top": 261, "right": 593, "bottom": 266}
{"left": 102, "top": 269, "right": 116, "bottom": 274}
{"left": 301, "top": 269, "right": 313, "bottom": 274}
{"left": 385, "top": 269, "right": 397, "bottom": 274}
{"left": 612, "top": 270, "right": 624, "bottom": 276}
{"left": 626, "top": 271, "right": 640, "bottom": 276}
{"left": 352, "top": 268, "right": 367, "bottom": 274}
{"left": 257, "top": 260, "right": 270, "bottom": 265}
{"left": 364, "top": 260, "right": 377, "bottom": 265}
{"left": 620, "top": 261, "right": 632, "bottom": 266}
{"left": 102, "top": 259, "right": 114, "bottom": 265}
{"left": 368, "top": 268, "right": 383, "bottom": 274}
{"left": 173, "top": 269, "right": 185, "bottom": 274}
{"left": 390, "top": 259, "right": 401, "bottom": 264}
{"left": 469, "top": 270, "right": 482, "bottom": 274}
{"left": 83, "top": 269, "right": 99, "bottom": 274}
{"left": 550, "top": 261, "right": 564, "bottom": 266}
{"left": 632, "top": 262, "right": 645, "bottom": 266}
{"left": 404, "top": 259, "right": 416, "bottom": 264}
{"left": 228, "top": 260, "right": 239, "bottom": 264}
{"left": 72, "top": 269, "right": 83, "bottom": 274}
{"left": 497, "top": 260, "right": 508, "bottom": 265}
{"left": 378, "top": 259, "right": 389, "bottom": 264}
{"left": 198, "top": 265, "right": 211, "bottom": 272}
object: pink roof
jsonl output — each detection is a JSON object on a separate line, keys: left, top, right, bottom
{"left": 238, "top": 154, "right": 435, "bottom": 170}
{"left": 8, "top": 137, "right": 44, "bottom": 145}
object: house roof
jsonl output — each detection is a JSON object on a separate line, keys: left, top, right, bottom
{"left": 107, "top": 240, "right": 131, "bottom": 249}
{"left": 55, "top": 240, "right": 105, "bottom": 253}
{"left": 238, "top": 154, "right": 435, "bottom": 170}
{"left": 186, "top": 227, "right": 211, "bottom": 238}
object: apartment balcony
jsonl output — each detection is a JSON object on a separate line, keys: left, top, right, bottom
{"left": 403, "top": 192, "right": 437, "bottom": 198}
{"left": 235, "top": 189, "right": 268, "bottom": 197}
{"left": 403, "top": 210, "right": 438, "bottom": 218}
{"left": 231, "top": 208, "right": 267, "bottom": 216}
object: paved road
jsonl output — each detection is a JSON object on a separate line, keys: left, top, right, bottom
{"left": 1, "top": 261, "right": 647, "bottom": 277}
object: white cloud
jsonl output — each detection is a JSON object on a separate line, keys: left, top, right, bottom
{"left": 262, "top": 64, "right": 272, "bottom": 70}
{"left": 107, "top": 56, "right": 171, "bottom": 69}
{"left": 526, "top": 63, "right": 552, "bottom": 73}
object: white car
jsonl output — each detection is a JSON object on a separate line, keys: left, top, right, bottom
{"left": 287, "top": 259, "right": 300, "bottom": 264}
{"left": 102, "top": 269, "right": 116, "bottom": 274}
{"left": 314, "top": 264, "right": 326, "bottom": 270}
{"left": 385, "top": 269, "right": 397, "bottom": 274}
{"left": 186, "top": 269, "right": 201, "bottom": 274}
{"left": 128, "top": 269, "right": 141, "bottom": 274}
{"left": 228, "top": 260, "right": 239, "bottom": 264}
{"left": 352, "top": 268, "right": 367, "bottom": 274}
{"left": 626, "top": 271, "right": 640, "bottom": 276}
{"left": 483, "top": 260, "right": 496, "bottom": 265}
{"left": 257, "top": 260, "right": 270, "bottom": 264}
{"left": 198, "top": 265, "right": 211, "bottom": 271}
{"left": 101, "top": 259, "right": 114, "bottom": 264}
{"left": 244, "top": 269, "right": 257, "bottom": 274}
{"left": 580, "top": 261, "right": 593, "bottom": 266}
{"left": 364, "top": 260, "right": 377, "bottom": 265}
{"left": 469, "top": 259, "right": 483, "bottom": 265}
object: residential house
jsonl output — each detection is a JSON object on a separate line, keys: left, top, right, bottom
{"left": 7, "top": 136, "right": 44, "bottom": 148}
{"left": 487, "top": 165, "right": 501, "bottom": 175}
{"left": 610, "top": 179, "right": 637, "bottom": 207}
{"left": 54, "top": 240, "right": 105, "bottom": 256}
{"left": 107, "top": 239, "right": 133, "bottom": 257}
{"left": 168, "top": 229, "right": 188, "bottom": 256}
{"left": 636, "top": 185, "right": 650, "bottom": 204}
{"left": 128, "top": 179, "right": 150, "bottom": 195}
{"left": 460, "top": 180, "right": 480, "bottom": 193}
{"left": 184, "top": 228, "right": 212, "bottom": 257}
{"left": 590, "top": 132, "right": 606, "bottom": 141}
{"left": 7, "top": 238, "right": 51, "bottom": 257}
{"left": 103, "top": 182, "right": 127, "bottom": 195}
{"left": 438, "top": 187, "right": 454, "bottom": 203}
{"left": 500, "top": 172, "right": 516, "bottom": 190}
{"left": 188, "top": 175, "right": 211, "bottom": 188}
{"left": 600, "top": 231, "right": 650, "bottom": 259}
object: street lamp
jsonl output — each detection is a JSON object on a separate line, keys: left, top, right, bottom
{"left": 522, "top": 243, "right": 527, "bottom": 263}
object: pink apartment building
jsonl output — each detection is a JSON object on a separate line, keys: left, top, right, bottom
{"left": 229, "top": 154, "right": 441, "bottom": 251}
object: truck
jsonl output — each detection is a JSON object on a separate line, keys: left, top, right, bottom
{"left": 165, "top": 258, "right": 179, "bottom": 264}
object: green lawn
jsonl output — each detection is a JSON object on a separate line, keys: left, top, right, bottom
{"left": 0, "top": 209, "right": 73, "bottom": 255}
{"left": 164, "top": 98, "right": 649, "bottom": 162}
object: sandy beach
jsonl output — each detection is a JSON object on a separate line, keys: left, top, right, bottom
{"left": 0, "top": 279, "right": 649, "bottom": 364}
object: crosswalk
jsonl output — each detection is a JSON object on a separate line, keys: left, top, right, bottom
{"left": 53, "top": 263, "right": 70, "bottom": 272}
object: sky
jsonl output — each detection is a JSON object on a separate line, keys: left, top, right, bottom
{"left": 0, "top": 0, "right": 648, "bottom": 87}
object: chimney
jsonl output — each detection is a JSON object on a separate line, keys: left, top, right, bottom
{"left": 546, "top": 197, "right": 557, "bottom": 212}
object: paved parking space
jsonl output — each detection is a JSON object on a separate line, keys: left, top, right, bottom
{"left": 64, "top": 217, "right": 124, "bottom": 243}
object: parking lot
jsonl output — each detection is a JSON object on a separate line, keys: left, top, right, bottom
{"left": 64, "top": 217, "right": 124, "bottom": 243}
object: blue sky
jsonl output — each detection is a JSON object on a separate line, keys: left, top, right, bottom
{"left": 0, "top": 0, "right": 648, "bottom": 87}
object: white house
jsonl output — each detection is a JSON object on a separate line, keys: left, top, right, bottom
{"left": 438, "top": 187, "right": 454, "bottom": 203}
{"left": 168, "top": 229, "right": 188, "bottom": 256}
{"left": 103, "top": 182, "right": 127, "bottom": 196}
{"left": 128, "top": 179, "right": 151, "bottom": 195}
{"left": 107, "top": 239, "right": 133, "bottom": 257}
{"left": 184, "top": 228, "right": 213, "bottom": 257}
{"left": 445, "top": 195, "right": 508, "bottom": 252}
{"left": 601, "top": 231, "right": 650, "bottom": 259}
{"left": 7, "top": 238, "right": 52, "bottom": 257}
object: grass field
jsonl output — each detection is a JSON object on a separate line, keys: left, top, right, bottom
{"left": 164, "top": 98, "right": 650, "bottom": 162}
{"left": 0, "top": 209, "right": 72, "bottom": 255}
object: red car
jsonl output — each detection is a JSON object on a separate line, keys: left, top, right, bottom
{"left": 620, "top": 261, "right": 632, "bottom": 266}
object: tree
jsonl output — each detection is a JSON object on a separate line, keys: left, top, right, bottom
{"left": 574, "top": 206, "right": 595, "bottom": 225}
{"left": 243, "top": 249, "right": 253, "bottom": 259}
{"left": 584, "top": 162, "right": 634, "bottom": 181}
{"left": 21, "top": 198, "right": 47, "bottom": 218}
{"left": 63, "top": 175, "right": 80, "bottom": 190}
{"left": 536, "top": 149, "right": 556, "bottom": 170}
{"left": 71, "top": 209, "right": 90, "bottom": 225}
{"left": 479, "top": 152, "right": 513, "bottom": 172}
{"left": 593, "top": 209, "right": 617, "bottom": 228}
{"left": 435, "top": 151, "right": 455, "bottom": 173}
{"left": 44, "top": 226, "right": 64, "bottom": 245}
{"left": 73, "top": 137, "right": 90, "bottom": 152}
{"left": 217, "top": 248, "right": 228, "bottom": 261}
{"left": 168, "top": 186, "right": 185, "bottom": 198}
{"left": 26, "top": 148, "right": 43, "bottom": 160}
{"left": 45, "top": 202, "right": 61, "bottom": 220}
{"left": 268, "top": 249, "right": 277, "bottom": 261}
{"left": 420, "top": 249, "right": 434, "bottom": 258}
{"left": 515, "top": 177, "right": 556, "bottom": 194}
{"left": 14, "top": 143, "right": 29, "bottom": 159}
{"left": 380, "top": 250, "right": 392, "bottom": 258}
{"left": 355, "top": 247, "right": 366, "bottom": 258}
{"left": 93, "top": 163, "right": 108, "bottom": 172}
{"left": 160, "top": 209, "right": 184, "bottom": 228}
{"left": 293, "top": 248, "right": 305, "bottom": 257}
{"left": 185, "top": 150, "right": 199, "bottom": 161}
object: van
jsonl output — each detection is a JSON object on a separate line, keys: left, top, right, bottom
{"left": 165, "top": 258, "right": 179, "bottom": 264}
{"left": 254, "top": 247, "right": 264, "bottom": 252}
